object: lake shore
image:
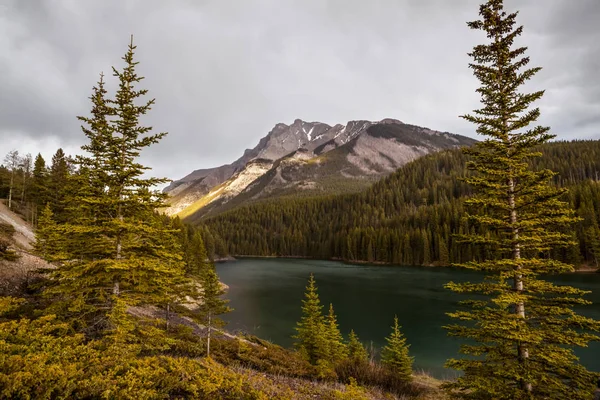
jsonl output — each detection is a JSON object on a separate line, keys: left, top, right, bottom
{"left": 217, "top": 258, "right": 600, "bottom": 379}
{"left": 225, "top": 255, "right": 599, "bottom": 273}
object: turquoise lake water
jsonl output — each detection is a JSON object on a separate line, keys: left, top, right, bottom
{"left": 216, "top": 258, "right": 600, "bottom": 379}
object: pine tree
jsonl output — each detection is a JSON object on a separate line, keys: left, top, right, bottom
{"left": 30, "top": 153, "right": 48, "bottom": 226}
{"left": 34, "top": 203, "right": 64, "bottom": 262}
{"left": 444, "top": 1, "right": 600, "bottom": 398}
{"left": 188, "top": 231, "right": 210, "bottom": 277}
{"left": 43, "top": 38, "right": 189, "bottom": 340}
{"left": 198, "top": 263, "right": 231, "bottom": 357}
{"left": 324, "top": 303, "right": 348, "bottom": 363}
{"left": 381, "top": 315, "right": 413, "bottom": 382}
{"left": 585, "top": 224, "right": 600, "bottom": 268}
{"left": 293, "top": 273, "right": 328, "bottom": 364}
{"left": 48, "top": 148, "right": 70, "bottom": 222}
{"left": 347, "top": 329, "right": 368, "bottom": 363}
{"left": 438, "top": 236, "right": 450, "bottom": 266}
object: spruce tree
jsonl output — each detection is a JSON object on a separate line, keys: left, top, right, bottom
{"left": 325, "top": 303, "right": 348, "bottom": 363}
{"left": 197, "top": 263, "right": 231, "bottom": 357}
{"left": 186, "top": 230, "right": 210, "bottom": 277}
{"left": 34, "top": 204, "right": 64, "bottom": 262}
{"left": 30, "top": 154, "right": 48, "bottom": 226}
{"left": 585, "top": 225, "right": 600, "bottom": 268}
{"left": 48, "top": 148, "right": 70, "bottom": 222}
{"left": 43, "top": 37, "right": 189, "bottom": 339}
{"left": 293, "top": 273, "right": 328, "bottom": 364}
{"left": 444, "top": 1, "right": 600, "bottom": 398}
{"left": 347, "top": 329, "right": 368, "bottom": 363}
{"left": 381, "top": 315, "right": 413, "bottom": 382}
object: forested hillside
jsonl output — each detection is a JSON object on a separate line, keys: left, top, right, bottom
{"left": 204, "top": 140, "right": 600, "bottom": 268}
{"left": 0, "top": 150, "right": 228, "bottom": 261}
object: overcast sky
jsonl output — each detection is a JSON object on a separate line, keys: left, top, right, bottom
{"left": 1, "top": 0, "right": 598, "bottom": 182}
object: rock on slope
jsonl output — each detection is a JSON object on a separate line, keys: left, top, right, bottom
{"left": 166, "top": 118, "right": 476, "bottom": 220}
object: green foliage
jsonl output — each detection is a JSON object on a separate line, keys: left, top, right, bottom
{"left": 293, "top": 274, "right": 329, "bottom": 364}
{"left": 0, "top": 223, "right": 18, "bottom": 261}
{"left": 325, "top": 303, "right": 348, "bottom": 363}
{"left": 211, "top": 334, "right": 314, "bottom": 378}
{"left": 204, "top": 139, "right": 600, "bottom": 269}
{"left": 332, "top": 377, "right": 370, "bottom": 400}
{"left": 0, "top": 239, "right": 17, "bottom": 262}
{"left": 34, "top": 204, "right": 64, "bottom": 262}
{"left": 443, "top": 1, "right": 600, "bottom": 398}
{"left": 381, "top": 316, "right": 413, "bottom": 382}
{"left": 334, "top": 358, "right": 426, "bottom": 399}
{"left": 0, "top": 304, "right": 277, "bottom": 399}
{"left": 48, "top": 148, "right": 71, "bottom": 223}
{"left": 347, "top": 329, "right": 368, "bottom": 362}
{"left": 37, "top": 38, "right": 192, "bottom": 341}
{"left": 173, "top": 216, "right": 211, "bottom": 276}
{"left": 29, "top": 153, "right": 49, "bottom": 226}
{"left": 197, "top": 263, "right": 232, "bottom": 357}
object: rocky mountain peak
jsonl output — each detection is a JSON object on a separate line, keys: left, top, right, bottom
{"left": 163, "top": 117, "right": 476, "bottom": 218}
{"left": 379, "top": 118, "right": 404, "bottom": 125}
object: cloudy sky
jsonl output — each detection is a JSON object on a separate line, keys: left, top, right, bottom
{"left": 1, "top": 0, "right": 598, "bottom": 182}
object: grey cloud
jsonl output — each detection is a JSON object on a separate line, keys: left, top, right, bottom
{"left": 1, "top": 0, "right": 598, "bottom": 182}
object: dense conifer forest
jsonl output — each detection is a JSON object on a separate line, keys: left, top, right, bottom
{"left": 204, "top": 140, "right": 600, "bottom": 268}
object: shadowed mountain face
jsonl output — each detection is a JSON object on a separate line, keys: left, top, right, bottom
{"left": 164, "top": 118, "right": 476, "bottom": 220}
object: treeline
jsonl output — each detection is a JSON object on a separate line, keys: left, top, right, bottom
{"left": 0, "top": 148, "right": 228, "bottom": 261}
{"left": 0, "top": 149, "right": 72, "bottom": 226}
{"left": 204, "top": 140, "right": 600, "bottom": 268}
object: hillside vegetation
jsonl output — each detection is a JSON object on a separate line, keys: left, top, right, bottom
{"left": 204, "top": 140, "right": 600, "bottom": 269}
{"left": 0, "top": 37, "right": 440, "bottom": 400}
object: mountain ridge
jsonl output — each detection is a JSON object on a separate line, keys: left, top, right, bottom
{"left": 165, "top": 118, "right": 476, "bottom": 219}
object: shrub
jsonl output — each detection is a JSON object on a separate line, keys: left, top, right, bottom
{"left": 335, "top": 359, "right": 423, "bottom": 398}
{"left": 211, "top": 335, "right": 314, "bottom": 378}
{"left": 0, "top": 238, "right": 19, "bottom": 261}
{"left": 332, "top": 377, "right": 370, "bottom": 400}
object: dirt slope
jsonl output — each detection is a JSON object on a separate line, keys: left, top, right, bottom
{"left": 0, "top": 200, "right": 50, "bottom": 296}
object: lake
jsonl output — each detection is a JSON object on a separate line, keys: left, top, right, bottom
{"left": 216, "top": 258, "right": 600, "bottom": 379}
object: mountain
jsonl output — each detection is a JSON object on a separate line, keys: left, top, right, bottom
{"left": 165, "top": 118, "right": 476, "bottom": 219}
{"left": 202, "top": 140, "right": 600, "bottom": 269}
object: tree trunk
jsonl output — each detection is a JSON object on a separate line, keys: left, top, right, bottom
{"left": 113, "top": 200, "right": 123, "bottom": 297}
{"left": 509, "top": 177, "right": 532, "bottom": 393}
{"left": 166, "top": 304, "right": 170, "bottom": 331}
{"left": 8, "top": 171, "right": 13, "bottom": 209}
{"left": 206, "top": 311, "right": 212, "bottom": 358}
{"left": 20, "top": 171, "right": 26, "bottom": 202}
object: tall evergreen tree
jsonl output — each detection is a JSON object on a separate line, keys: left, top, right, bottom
{"left": 585, "top": 224, "right": 600, "bottom": 268}
{"left": 293, "top": 274, "right": 328, "bottom": 364}
{"left": 444, "top": 1, "right": 600, "bottom": 398}
{"left": 48, "top": 148, "right": 70, "bottom": 222}
{"left": 34, "top": 204, "right": 65, "bottom": 262}
{"left": 324, "top": 303, "right": 348, "bottom": 363}
{"left": 187, "top": 230, "right": 210, "bottom": 276}
{"left": 197, "top": 264, "right": 231, "bottom": 357}
{"left": 381, "top": 315, "right": 413, "bottom": 382}
{"left": 43, "top": 38, "right": 189, "bottom": 340}
{"left": 347, "top": 329, "right": 368, "bottom": 363}
{"left": 30, "top": 153, "right": 48, "bottom": 226}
